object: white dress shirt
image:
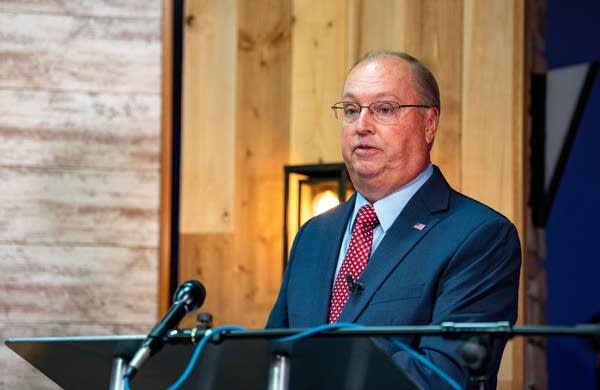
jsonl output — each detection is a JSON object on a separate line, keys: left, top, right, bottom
{"left": 333, "top": 163, "right": 434, "bottom": 280}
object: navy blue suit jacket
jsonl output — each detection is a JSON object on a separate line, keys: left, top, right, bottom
{"left": 266, "top": 166, "right": 521, "bottom": 389}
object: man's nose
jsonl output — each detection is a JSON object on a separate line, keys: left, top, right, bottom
{"left": 354, "top": 107, "right": 376, "bottom": 133}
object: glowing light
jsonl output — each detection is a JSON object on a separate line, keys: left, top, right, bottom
{"left": 312, "top": 190, "right": 340, "bottom": 216}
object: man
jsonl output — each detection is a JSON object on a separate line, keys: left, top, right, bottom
{"left": 267, "top": 51, "right": 521, "bottom": 389}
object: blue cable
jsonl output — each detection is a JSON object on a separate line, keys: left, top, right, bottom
{"left": 125, "top": 323, "right": 462, "bottom": 390}
{"left": 274, "top": 322, "right": 362, "bottom": 343}
{"left": 165, "top": 325, "right": 246, "bottom": 390}
{"left": 275, "top": 323, "right": 462, "bottom": 390}
{"left": 124, "top": 374, "right": 131, "bottom": 390}
{"left": 388, "top": 337, "right": 462, "bottom": 390}
{"left": 124, "top": 325, "right": 246, "bottom": 390}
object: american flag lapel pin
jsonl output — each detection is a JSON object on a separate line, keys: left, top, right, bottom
{"left": 413, "top": 223, "right": 426, "bottom": 231}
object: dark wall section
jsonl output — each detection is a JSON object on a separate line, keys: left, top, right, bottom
{"left": 545, "top": 1, "right": 600, "bottom": 389}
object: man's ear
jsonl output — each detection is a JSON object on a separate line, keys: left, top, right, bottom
{"left": 424, "top": 107, "right": 439, "bottom": 144}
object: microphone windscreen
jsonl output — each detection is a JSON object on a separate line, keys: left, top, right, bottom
{"left": 173, "top": 279, "right": 206, "bottom": 312}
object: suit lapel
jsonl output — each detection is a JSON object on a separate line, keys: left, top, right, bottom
{"left": 302, "top": 195, "right": 355, "bottom": 325}
{"left": 337, "top": 166, "right": 451, "bottom": 323}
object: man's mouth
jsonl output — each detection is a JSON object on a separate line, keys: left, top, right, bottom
{"left": 354, "top": 144, "right": 379, "bottom": 155}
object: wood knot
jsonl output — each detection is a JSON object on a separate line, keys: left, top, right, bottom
{"left": 185, "top": 14, "right": 196, "bottom": 27}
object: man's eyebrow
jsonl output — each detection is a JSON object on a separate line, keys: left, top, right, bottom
{"left": 341, "top": 91, "right": 397, "bottom": 100}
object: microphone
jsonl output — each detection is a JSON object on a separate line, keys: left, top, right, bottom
{"left": 345, "top": 274, "right": 364, "bottom": 292}
{"left": 125, "top": 280, "right": 206, "bottom": 379}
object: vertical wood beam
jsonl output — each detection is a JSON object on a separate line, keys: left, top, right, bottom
{"left": 179, "top": 0, "right": 237, "bottom": 234}
{"left": 159, "top": 0, "right": 173, "bottom": 316}
{"left": 232, "top": 0, "right": 293, "bottom": 326}
{"left": 177, "top": 0, "right": 292, "bottom": 327}
{"left": 462, "top": 1, "right": 526, "bottom": 388}
{"left": 289, "top": 0, "right": 348, "bottom": 163}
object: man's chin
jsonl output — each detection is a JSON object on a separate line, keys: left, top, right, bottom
{"left": 351, "top": 162, "right": 382, "bottom": 177}
{"left": 348, "top": 167, "right": 383, "bottom": 186}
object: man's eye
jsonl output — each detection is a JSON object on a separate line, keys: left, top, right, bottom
{"left": 344, "top": 106, "right": 359, "bottom": 116}
{"left": 377, "top": 105, "right": 395, "bottom": 116}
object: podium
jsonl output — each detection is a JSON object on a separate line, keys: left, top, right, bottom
{"left": 5, "top": 331, "right": 419, "bottom": 389}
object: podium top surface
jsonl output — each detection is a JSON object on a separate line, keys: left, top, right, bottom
{"left": 6, "top": 332, "right": 419, "bottom": 390}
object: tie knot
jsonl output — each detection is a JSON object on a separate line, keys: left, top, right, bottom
{"left": 355, "top": 203, "right": 379, "bottom": 231}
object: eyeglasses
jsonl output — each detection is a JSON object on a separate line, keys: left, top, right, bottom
{"left": 331, "top": 101, "right": 431, "bottom": 124}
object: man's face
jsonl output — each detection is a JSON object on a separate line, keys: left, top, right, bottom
{"left": 340, "top": 56, "right": 439, "bottom": 202}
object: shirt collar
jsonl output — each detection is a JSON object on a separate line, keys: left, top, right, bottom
{"left": 352, "top": 164, "right": 433, "bottom": 232}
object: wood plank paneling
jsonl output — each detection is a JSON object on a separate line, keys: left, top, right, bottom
{"left": 179, "top": 0, "right": 237, "bottom": 234}
{"left": 419, "top": 0, "right": 463, "bottom": 190}
{"left": 179, "top": 233, "right": 235, "bottom": 327}
{"left": 0, "top": 0, "right": 160, "bottom": 18}
{"left": 0, "top": 245, "right": 158, "bottom": 323}
{"left": 0, "top": 167, "right": 158, "bottom": 246}
{"left": 233, "top": 0, "right": 292, "bottom": 325}
{"left": 356, "top": 0, "right": 414, "bottom": 52}
{"left": 177, "top": 0, "right": 292, "bottom": 327}
{"left": 0, "top": 1, "right": 162, "bottom": 388}
{"left": 289, "top": 0, "right": 347, "bottom": 163}
{"left": 462, "top": 0, "right": 524, "bottom": 216}
{"left": 0, "top": 12, "right": 160, "bottom": 93}
{"left": 0, "top": 90, "right": 159, "bottom": 169}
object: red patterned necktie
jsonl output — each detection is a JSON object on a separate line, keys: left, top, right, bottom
{"left": 328, "top": 203, "right": 379, "bottom": 323}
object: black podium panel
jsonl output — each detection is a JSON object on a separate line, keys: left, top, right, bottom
{"left": 272, "top": 337, "right": 418, "bottom": 390}
{"left": 189, "top": 335, "right": 418, "bottom": 389}
{"left": 6, "top": 335, "right": 191, "bottom": 389}
{"left": 6, "top": 332, "right": 418, "bottom": 390}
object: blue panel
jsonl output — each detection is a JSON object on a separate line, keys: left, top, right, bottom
{"left": 545, "top": 1, "right": 600, "bottom": 388}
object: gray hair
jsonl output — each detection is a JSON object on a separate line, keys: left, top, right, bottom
{"left": 358, "top": 50, "right": 441, "bottom": 113}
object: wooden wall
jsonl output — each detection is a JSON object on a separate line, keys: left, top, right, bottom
{"left": 175, "top": 0, "right": 528, "bottom": 388}
{"left": 177, "top": 0, "right": 292, "bottom": 328}
{"left": 0, "top": 1, "right": 162, "bottom": 388}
